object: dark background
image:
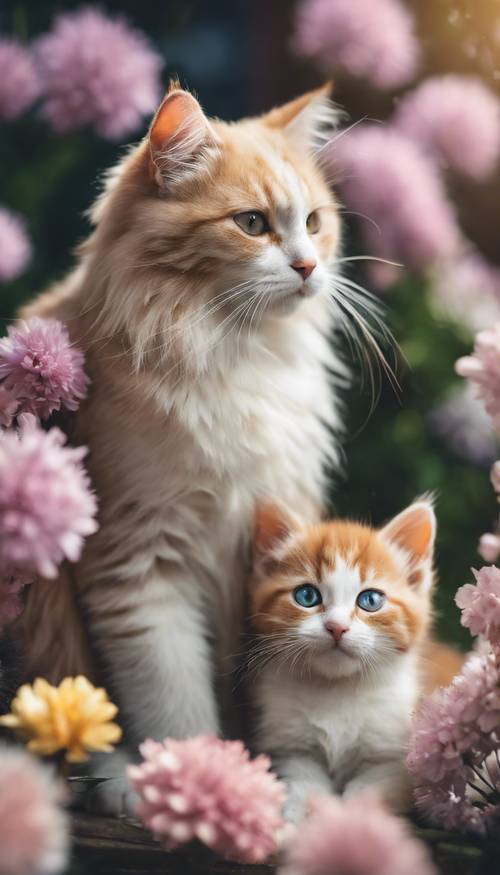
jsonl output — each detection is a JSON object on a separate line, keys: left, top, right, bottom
{"left": 1, "top": 0, "right": 499, "bottom": 646}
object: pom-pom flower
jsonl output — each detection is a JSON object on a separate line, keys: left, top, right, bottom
{"left": 293, "top": 0, "right": 419, "bottom": 89}
{"left": 0, "top": 39, "right": 40, "bottom": 121}
{"left": 332, "top": 127, "right": 460, "bottom": 278}
{"left": 129, "top": 735, "right": 285, "bottom": 863}
{"left": 394, "top": 76, "right": 500, "bottom": 180}
{"left": 407, "top": 652, "right": 500, "bottom": 834}
{"left": 0, "top": 676, "right": 122, "bottom": 762}
{"left": 0, "top": 417, "right": 98, "bottom": 579}
{"left": 0, "top": 744, "right": 68, "bottom": 875}
{"left": 278, "top": 793, "right": 437, "bottom": 875}
{"left": 478, "top": 534, "right": 500, "bottom": 564}
{"left": 0, "top": 208, "right": 32, "bottom": 282}
{"left": 0, "top": 317, "right": 89, "bottom": 420}
{"left": 456, "top": 324, "right": 500, "bottom": 428}
{"left": 456, "top": 566, "right": 500, "bottom": 647}
{"left": 35, "top": 7, "right": 163, "bottom": 139}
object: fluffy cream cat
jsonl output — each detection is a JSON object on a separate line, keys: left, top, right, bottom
{"left": 20, "top": 83, "right": 347, "bottom": 813}
{"left": 248, "top": 500, "right": 460, "bottom": 821}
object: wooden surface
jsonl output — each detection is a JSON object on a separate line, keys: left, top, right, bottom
{"left": 72, "top": 812, "right": 500, "bottom": 875}
{"left": 72, "top": 813, "right": 273, "bottom": 875}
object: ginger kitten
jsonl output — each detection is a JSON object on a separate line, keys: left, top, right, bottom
{"left": 18, "top": 83, "right": 346, "bottom": 813}
{"left": 248, "top": 500, "right": 439, "bottom": 821}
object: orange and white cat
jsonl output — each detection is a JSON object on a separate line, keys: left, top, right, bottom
{"left": 19, "top": 83, "right": 347, "bottom": 812}
{"left": 248, "top": 500, "right": 442, "bottom": 821}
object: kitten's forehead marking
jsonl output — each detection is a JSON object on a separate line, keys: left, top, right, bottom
{"left": 322, "top": 555, "right": 361, "bottom": 603}
{"left": 321, "top": 554, "right": 381, "bottom": 605}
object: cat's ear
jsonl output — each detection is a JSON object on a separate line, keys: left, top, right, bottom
{"left": 148, "top": 83, "right": 220, "bottom": 188}
{"left": 380, "top": 499, "right": 436, "bottom": 590}
{"left": 253, "top": 503, "right": 299, "bottom": 578}
{"left": 262, "top": 83, "right": 342, "bottom": 154}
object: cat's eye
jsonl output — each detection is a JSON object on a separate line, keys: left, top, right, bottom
{"left": 306, "top": 211, "right": 321, "bottom": 234}
{"left": 293, "top": 584, "right": 322, "bottom": 608}
{"left": 356, "top": 589, "right": 386, "bottom": 612}
{"left": 233, "top": 211, "right": 270, "bottom": 236}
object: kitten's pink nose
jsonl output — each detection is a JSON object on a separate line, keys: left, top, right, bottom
{"left": 291, "top": 258, "right": 316, "bottom": 281}
{"left": 325, "top": 620, "right": 349, "bottom": 644}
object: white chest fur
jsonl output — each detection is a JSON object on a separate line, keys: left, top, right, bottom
{"left": 255, "top": 656, "right": 419, "bottom": 791}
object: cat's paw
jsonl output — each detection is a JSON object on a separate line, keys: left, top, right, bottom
{"left": 84, "top": 749, "right": 140, "bottom": 819}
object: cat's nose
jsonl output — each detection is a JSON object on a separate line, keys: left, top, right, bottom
{"left": 324, "top": 620, "right": 349, "bottom": 644}
{"left": 291, "top": 258, "right": 316, "bottom": 281}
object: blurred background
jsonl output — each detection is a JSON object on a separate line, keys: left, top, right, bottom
{"left": 1, "top": 0, "right": 499, "bottom": 646}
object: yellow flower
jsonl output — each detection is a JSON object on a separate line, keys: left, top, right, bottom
{"left": 0, "top": 676, "right": 122, "bottom": 762}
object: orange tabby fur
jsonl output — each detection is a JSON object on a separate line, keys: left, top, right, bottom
{"left": 250, "top": 513, "right": 461, "bottom": 690}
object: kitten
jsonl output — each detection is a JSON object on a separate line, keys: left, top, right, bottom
{"left": 248, "top": 500, "right": 441, "bottom": 821}
{"left": 18, "top": 83, "right": 348, "bottom": 813}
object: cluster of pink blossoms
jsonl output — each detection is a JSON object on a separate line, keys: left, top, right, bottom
{"left": 0, "top": 744, "right": 68, "bottom": 875}
{"left": 294, "top": 0, "right": 420, "bottom": 89}
{"left": 456, "top": 325, "right": 500, "bottom": 430}
{"left": 0, "top": 317, "right": 97, "bottom": 632}
{"left": 278, "top": 793, "right": 437, "bottom": 875}
{"left": 408, "top": 565, "right": 500, "bottom": 834}
{"left": 0, "top": 7, "right": 163, "bottom": 140}
{"left": 293, "top": 3, "right": 500, "bottom": 297}
{"left": 0, "top": 7, "right": 164, "bottom": 285}
{"left": 456, "top": 328, "right": 500, "bottom": 561}
{"left": 130, "top": 735, "right": 285, "bottom": 863}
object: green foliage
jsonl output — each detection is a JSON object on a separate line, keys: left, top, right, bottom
{"left": 333, "top": 277, "right": 496, "bottom": 647}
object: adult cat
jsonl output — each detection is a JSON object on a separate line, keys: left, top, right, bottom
{"left": 20, "top": 83, "right": 346, "bottom": 812}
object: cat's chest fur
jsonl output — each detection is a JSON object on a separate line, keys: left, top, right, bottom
{"left": 255, "top": 660, "right": 418, "bottom": 788}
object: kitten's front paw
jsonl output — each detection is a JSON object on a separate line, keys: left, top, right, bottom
{"left": 84, "top": 749, "right": 140, "bottom": 819}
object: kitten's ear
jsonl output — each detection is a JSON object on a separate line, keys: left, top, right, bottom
{"left": 149, "top": 84, "right": 220, "bottom": 188}
{"left": 253, "top": 503, "right": 299, "bottom": 578}
{"left": 380, "top": 499, "right": 436, "bottom": 590}
{"left": 262, "top": 83, "right": 342, "bottom": 154}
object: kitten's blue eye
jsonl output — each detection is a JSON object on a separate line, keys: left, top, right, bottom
{"left": 294, "top": 584, "right": 322, "bottom": 608}
{"left": 234, "top": 211, "right": 270, "bottom": 236}
{"left": 356, "top": 590, "right": 386, "bottom": 612}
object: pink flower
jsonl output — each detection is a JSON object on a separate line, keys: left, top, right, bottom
{"left": 278, "top": 793, "right": 437, "bottom": 875}
{"left": 0, "top": 208, "right": 32, "bottom": 282}
{"left": 431, "top": 252, "right": 500, "bottom": 333}
{"left": 456, "top": 324, "right": 500, "bottom": 428}
{"left": 0, "top": 318, "right": 89, "bottom": 420}
{"left": 408, "top": 653, "right": 500, "bottom": 833}
{"left": 478, "top": 535, "right": 500, "bottom": 564}
{"left": 0, "top": 39, "right": 40, "bottom": 121}
{"left": 394, "top": 76, "right": 500, "bottom": 180}
{"left": 456, "top": 567, "right": 500, "bottom": 647}
{"left": 0, "top": 744, "right": 68, "bottom": 875}
{"left": 332, "top": 127, "right": 461, "bottom": 276}
{"left": 0, "top": 417, "right": 98, "bottom": 579}
{"left": 293, "top": 0, "right": 419, "bottom": 89}
{"left": 129, "top": 735, "right": 285, "bottom": 863}
{"left": 34, "top": 7, "right": 163, "bottom": 139}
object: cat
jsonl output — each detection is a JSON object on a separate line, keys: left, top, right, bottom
{"left": 248, "top": 499, "right": 459, "bottom": 822}
{"left": 18, "top": 82, "right": 351, "bottom": 814}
